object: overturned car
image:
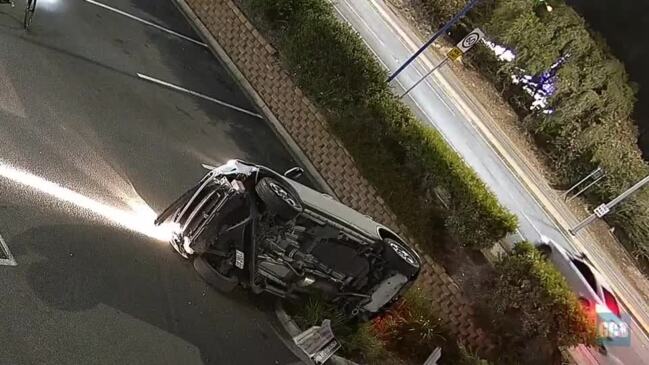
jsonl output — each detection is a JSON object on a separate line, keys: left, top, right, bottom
{"left": 155, "top": 160, "right": 421, "bottom": 318}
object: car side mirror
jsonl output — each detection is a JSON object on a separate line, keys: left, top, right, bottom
{"left": 284, "top": 167, "right": 304, "bottom": 179}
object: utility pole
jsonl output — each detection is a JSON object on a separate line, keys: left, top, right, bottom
{"left": 386, "top": 0, "right": 480, "bottom": 82}
{"left": 570, "top": 175, "right": 649, "bottom": 235}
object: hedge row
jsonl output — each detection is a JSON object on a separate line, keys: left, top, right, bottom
{"left": 244, "top": 0, "right": 517, "bottom": 249}
{"left": 421, "top": 0, "right": 649, "bottom": 268}
{"left": 484, "top": 243, "right": 596, "bottom": 363}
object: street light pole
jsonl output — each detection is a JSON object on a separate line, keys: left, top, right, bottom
{"left": 386, "top": 0, "right": 480, "bottom": 82}
{"left": 570, "top": 175, "right": 649, "bottom": 234}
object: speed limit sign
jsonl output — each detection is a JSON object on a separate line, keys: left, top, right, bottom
{"left": 457, "top": 28, "right": 485, "bottom": 53}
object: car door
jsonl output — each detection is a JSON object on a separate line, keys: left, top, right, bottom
{"left": 568, "top": 257, "right": 603, "bottom": 308}
{"left": 549, "top": 249, "right": 600, "bottom": 305}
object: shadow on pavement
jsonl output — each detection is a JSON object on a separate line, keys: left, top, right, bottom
{"left": 16, "top": 223, "right": 296, "bottom": 364}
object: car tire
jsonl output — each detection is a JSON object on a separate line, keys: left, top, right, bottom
{"left": 193, "top": 255, "right": 238, "bottom": 293}
{"left": 383, "top": 238, "right": 420, "bottom": 278}
{"left": 255, "top": 177, "right": 302, "bottom": 220}
{"left": 536, "top": 243, "right": 553, "bottom": 259}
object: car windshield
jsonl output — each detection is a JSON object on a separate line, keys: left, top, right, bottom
{"left": 572, "top": 259, "right": 598, "bottom": 293}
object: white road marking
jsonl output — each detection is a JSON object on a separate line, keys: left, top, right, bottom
{"left": 344, "top": 0, "right": 385, "bottom": 47}
{"left": 520, "top": 212, "right": 542, "bottom": 238}
{"left": 137, "top": 73, "right": 264, "bottom": 119}
{"left": 0, "top": 233, "right": 17, "bottom": 266}
{"left": 84, "top": 0, "right": 207, "bottom": 47}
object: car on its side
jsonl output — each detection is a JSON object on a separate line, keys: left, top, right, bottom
{"left": 155, "top": 159, "right": 421, "bottom": 319}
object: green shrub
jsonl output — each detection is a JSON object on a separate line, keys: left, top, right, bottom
{"left": 421, "top": 0, "right": 468, "bottom": 24}
{"left": 288, "top": 290, "right": 493, "bottom": 363}
{"left": 372, "top": 287, "right": 446, "bottom": 361}
{"left": 491, "top": 243, "right": 597, "bottom": 348}
{"left": 288, "top": 295, "right": 387, "bottom": 361}
{"left": 457, "top": 343, "right": 492, "bottom": 365}
{"left": 244, "top": 0, "right": 517, "bottom": 249}
{"left": 372, "top": 286, "right": 492, "bottom": 364}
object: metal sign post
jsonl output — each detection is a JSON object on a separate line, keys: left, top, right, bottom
{"left": 563, "top": 167, "right": 606, "bottom": 202}
{"left": 400, "top": 58, "right": 449, "bottom": 98}
{"left": 399, "top": 28, "right": 484, "bottom": 99}
{"left": 570, "top": 175, "right": 649, "bottom": 235}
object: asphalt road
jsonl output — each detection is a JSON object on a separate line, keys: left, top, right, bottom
{"left": 0, "top": 0, "right": 305, "bottom": 364}
{"left": 331, "top": 0, "right": 649, "bottom": 363}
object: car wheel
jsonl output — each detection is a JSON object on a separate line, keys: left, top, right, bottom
{"left": 255, "top": 177, "right": 302, "bottom": 220}
{"left": 193, "top": 255, "right": 239, "bottom": 293}
{"left": 383, "top": 238, "right": 420, "bottom": 278}
{"left": 536, "top": 243, "right": 553, "bottom": 259}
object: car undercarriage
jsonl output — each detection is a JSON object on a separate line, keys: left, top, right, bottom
{"left": 155, "top": 160, "right": 420, "bottom": 318}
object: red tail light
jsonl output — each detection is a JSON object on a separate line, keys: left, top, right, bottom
{"left": 603, "top": 289, "right": 621, "bottom": 317}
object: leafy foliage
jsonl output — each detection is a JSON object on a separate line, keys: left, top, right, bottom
{"left": 288, "top": 289, "right": 493, "bottom": 364}
{"left": 491, "top": 243, "right": 597, "bottom": 349}
{"left": 372, "top": 286, "right": 492, "bottom": 364}
{"left": 372, "top": 287, "right": 446, "bottom": 361}
{"left": 288, "top": 295, "right": 387, "bottom": 362}
{"left": 245, "top": 0, "right": 517, "bottom": 249}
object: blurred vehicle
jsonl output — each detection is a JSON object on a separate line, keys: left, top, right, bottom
{"left": 155, "top": 159, "right": 421, "bottom": 318}
{"left": 535, "top": 237, "right": 624, "bottom": 354}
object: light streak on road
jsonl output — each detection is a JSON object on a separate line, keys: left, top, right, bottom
{"left": 37, "top": 0, "right": 66, "bottom": 13}
{"left": 0, "top": 161, "right": 176, "bottom": 242}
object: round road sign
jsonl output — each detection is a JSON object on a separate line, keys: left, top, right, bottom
{"left": 461, "top": 32, "right": 480, "bottom": 50}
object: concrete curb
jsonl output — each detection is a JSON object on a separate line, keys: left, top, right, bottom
{"left": 171, "top": 0, "right": 338, "bottom": 199}
{"left": 274, "top": 300, "right": 361, "bottom": 365}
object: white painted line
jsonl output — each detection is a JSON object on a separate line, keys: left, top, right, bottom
{"left": 137, "top": 73, "right": 264, "bottom": 119}
{"left": 0, "top": 233, "right": 17, "bottom": 266}
{"left": 84, "top": 0, "right": 207, "bottom": 47}
{"left": 521, "top": 212, "right": 542, "bottom": 238}
{"left": 345, "top": 1, "right": 385, "bottom": 48}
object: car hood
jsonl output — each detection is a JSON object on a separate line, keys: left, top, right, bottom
{"left": 286, "top": 179, "right": 383, "bottom": 241}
